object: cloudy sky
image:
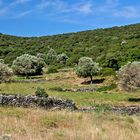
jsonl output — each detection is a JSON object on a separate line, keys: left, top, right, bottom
{"left": 0, "top": 0, "right": 140, "bottom": 36}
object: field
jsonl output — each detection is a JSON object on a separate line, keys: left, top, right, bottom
{"left": 0, "top": 69, "right": 139, "bottom": 107}
{"left": 0, "top": 107, "right": 140, "bottom": 140}
{"left": 0, "top": 69, "right": 140, "bottom": 140}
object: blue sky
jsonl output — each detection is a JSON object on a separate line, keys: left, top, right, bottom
{"left": 0, "top": 0, "right": 140, "bottom": 37}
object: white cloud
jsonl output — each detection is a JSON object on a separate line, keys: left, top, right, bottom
{"left": 0, "top": 0, "right": 31, "bottom": 17}
{"left": 0, "top": 0, "right": 140, "bottom": 21}
{"left": 114, "top": 6, "right": 140, "bottom": 18}
{"left": 38, "top": 0, "right": 67, "bottom": 11}
{"left": 14, "top": 10, "right": 32, "bottom": 18}
{"left": 38, "top": 0, "right": 94, "bottom": 15}
{"left": 15, "top": 0, "right": 31, "bottom": 4}
{"left": 94, "top": 0, "right": 140, "bottom": 19}
{"left": 76, "top": 2, "right": 93, "bottom": 15}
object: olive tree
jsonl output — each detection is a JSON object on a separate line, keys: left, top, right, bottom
{"left": 45, "top": 48, "right": 57, "bottom": 65}
{"left": 57, "top": 53, "right": 69, "bottom": 64}
{"left": 12, "top": 54, "right": 45, "bottom": 77}
{"left": 0, "top": 62, "right": 13, "bottom": 83}
{"left": 76, "top": 57, "right": 101, "bottom": 83}
{"left": 117, "top": 61, "right": 140, "bottom": 91}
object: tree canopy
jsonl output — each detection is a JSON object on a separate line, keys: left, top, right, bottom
{"left": 0, "top": 62, "right": 13, "bottom": 83}
{"left": 76, "top": 57, "right": 101, "bottom": 83}
{"left": 12, "top": 54, "right": 45, "bottom": 77}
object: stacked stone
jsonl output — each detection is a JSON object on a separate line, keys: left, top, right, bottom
{"left": 0, "top": 94, "right": 76, "bottom": 110}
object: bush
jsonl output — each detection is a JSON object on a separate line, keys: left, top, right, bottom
{"left": 0, "top": 62, "right": 13, "bottom": 83}
{"left": 100, "top": 68, "right": 115, "bottom": 76}
{"left": 45, "top": 48, "right": 57, "bottom": 65}
{"left": 35, "top": 87, "right": 48, "bottom": 97}
{"left": 57, "top": 53, "right": 69, "bottom": 65}
{"left": 47, "top": 66, "right": 58, "bottom": 74}
{"left": 117, "top": 61, "right": 140, "bottom": 91}
{"left": 49, "top": 87, "right": 63, "bottom": 91}
{"left": 97, "top": 84, "right": 117, "bottom": 92}
{"left": 12, "top": 54, "right": 45, "bottom": 77}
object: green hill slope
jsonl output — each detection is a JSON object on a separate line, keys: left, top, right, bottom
{"left": 0, "top": 23, "right": 140, "bottom": 69}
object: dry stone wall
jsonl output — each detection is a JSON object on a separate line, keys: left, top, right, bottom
{"left": 0, "top": 94, "right": 77, "bottom": 110}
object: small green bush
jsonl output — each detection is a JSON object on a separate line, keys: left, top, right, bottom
{"left": 101, "top": 68, "right": 115, "bottom": 76}
{"left": 49, "top": 87, "right": 63, "bottom": 92}
{"left": 97, "top": 84, "right": 117, "bottom": 92}
{"left": 47, "top": 66, "right": 58, "bottom": 74}
{"left": 35, "top": 87, "right": 48, "bottom": 97}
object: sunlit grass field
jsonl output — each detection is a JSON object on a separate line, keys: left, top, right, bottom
{"left": 0, "top": 69, "right": 139, "bottom": 107}
{"left": 0, "top": 69, "right": 140, "bottom": 140}
{"left": 0, "top": 107, "right": 140, "bottom": 140}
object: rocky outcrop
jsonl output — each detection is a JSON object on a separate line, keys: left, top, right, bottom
{"left": 0, "top": 94, "right": 76, "bottom": 110}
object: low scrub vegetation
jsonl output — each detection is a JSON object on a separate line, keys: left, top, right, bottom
{"left": 117, "top": 61, "right": 140, "bottom": 91}
{"left": 0, "top": 61, "right": 13, "bottom": 83}
{"left": 46, "top": 66, "right": 58, "bottom": 74}
{"left": 35, "top": 87, "right": 48, "bottom": 97}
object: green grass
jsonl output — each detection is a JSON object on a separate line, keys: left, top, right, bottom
{"left": 0, "top": 70, "right": 140, "bottom": 107}
{"left": 0, "top": 82, "right": 139, "bottom": 107}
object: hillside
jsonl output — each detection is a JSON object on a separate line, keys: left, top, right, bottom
{"left": 0, "top": 23, "right": 140, "bottom": 69}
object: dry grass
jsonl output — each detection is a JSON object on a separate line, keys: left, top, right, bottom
{"left": 45, "top": 70, "right": 114, "bottom": 87}
{"left": 0, "top": 107, "right": 140, "bottom": 140}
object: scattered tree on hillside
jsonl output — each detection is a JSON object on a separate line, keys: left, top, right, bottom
{"left": 0, "top": 62, "right": 13, "bottom": 83}
{"left": 12, "top": 54, "right": 45, "bottom": 78}
{"left": 45, "top": 48, "right": 57, "bottom": 65}
{"left": 117, "top": 61, "right": 140, "bottom": 91}
{"left": 57, "top": 53, "right": 69, "bottom": 65}
{"left": 76, "top": 57, "right": 101, "bottom": 83}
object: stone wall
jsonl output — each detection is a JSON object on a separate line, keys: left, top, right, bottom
{"left": 0, "top": 94, "right": 77, "bottom": 110}
{"left": 78, "top": 106, "right": 140, "bottom": 115}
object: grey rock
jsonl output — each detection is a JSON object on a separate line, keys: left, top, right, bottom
{"left": 0, "top": 94, "right": 76, "bottom": 110}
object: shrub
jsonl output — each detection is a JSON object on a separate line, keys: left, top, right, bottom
{"left": 75, "top": 57, "right": 101, "bottom": 83}
{"left": 100, "top": 68, "right": 115, "bottom": 76}
{"left": 47, "top": 66, "right": 58, "bottom": 74}
{"left": 49, "top": 87, "right": 63, "bottom": 91}
{"left": 117, "top": 61, "right": 140, "bottom": 91}
{"left": 0, "top": 62, "right": 13, "bottom": 83}
{"left": 35, "top": 87, "right": 48, "bottom": 97}
{"left": 57, "top": 53, "right": 69, "bottom": 65}
{"left": 97, "top": 84, "right": 117, "bottom": 92}
{"left": 45, "top": 48, "right": 57, "bottom": 65}
{"left": 12, "top": 54, "right": 45, "bottom": 77}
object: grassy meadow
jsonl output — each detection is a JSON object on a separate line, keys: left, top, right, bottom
{"left": 0, "top": 69, "right": 139, "bottom": 107}
{"left": 0, "top": 68, "right": 140, "bottom": 140}
{"left": 0, "top": 107, "right": 140, "bottom": 140}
